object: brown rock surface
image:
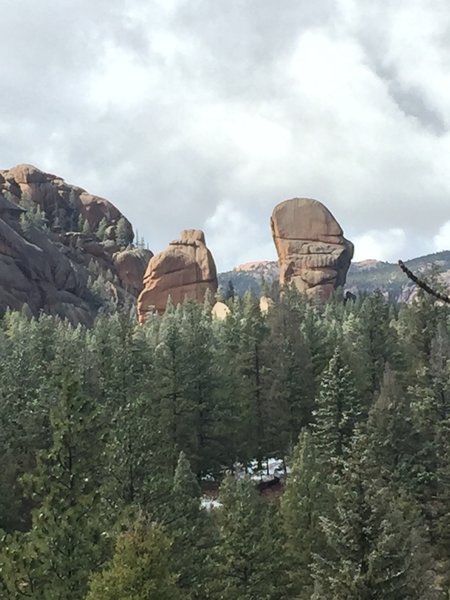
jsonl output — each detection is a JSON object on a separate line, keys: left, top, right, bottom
{"left": 271, "top": 198, "right": 353, "bottom": 300}
{"left": 113, "top": 248, "right": 153, "bottom": 297}
{"left": 137, "top": 229, "right": 217, "bottom": 320}
{"left": 0, "top": 164, "right": 149, "bottom": 323}
{"left": 0, "top": 164, "right": 133, "bottom": 237}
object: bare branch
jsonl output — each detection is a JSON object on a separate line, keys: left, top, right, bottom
{"left": 398, "top": 260, "right": 450, "bottom": 304}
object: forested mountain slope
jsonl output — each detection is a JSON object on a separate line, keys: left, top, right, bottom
{"left": 0, "top": 287, "right": 449, "bottom": 598}
{"left": 219, "top": 250, "right": 450, "bottom": 299}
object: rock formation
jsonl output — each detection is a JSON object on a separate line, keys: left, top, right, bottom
{"left": 212, "top": 301, "right": 231, "bottom": 320}
{"left": 137, "top": 229, "right": 217, "bottom": 321}
{"left": 271, "top": 198, "right": 353, "bottom": 300}
{"left": 0, "top": 164, "right": 151, "bottom": 324}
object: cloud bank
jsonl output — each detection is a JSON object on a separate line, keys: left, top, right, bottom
{"left": 1, "top": 0, "right": 450, "bottom": 269}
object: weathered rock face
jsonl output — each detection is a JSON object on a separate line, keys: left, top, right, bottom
{"left": 271, "top": 198, "right": 354, "bottom": 300}
{"left": 113, "top": 249, "right": 153, "bottom": 297}
{"left": 0, "top": 164, "right": 150, "bottom": 324}
{"left": 137, "top": 229, "right": 217, "bottom": 321}
{"left": 0, "top": 164, "right": 134, "bottom": 237}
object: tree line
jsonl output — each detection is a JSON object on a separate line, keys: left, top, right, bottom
{"left": 0, "top": 281, "right": 449, "bottom": 598}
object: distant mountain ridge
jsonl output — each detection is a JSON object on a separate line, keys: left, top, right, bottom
{"left": 218, "top": 251, "right": 450, "bottom": 300}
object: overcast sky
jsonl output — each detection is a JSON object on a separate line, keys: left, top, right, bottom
{"left": 1, "top": 0, "right": 450, "bottom": 270}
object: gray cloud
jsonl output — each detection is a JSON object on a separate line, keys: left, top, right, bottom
{"left": 1, "top": 0, "right": 450, "bottom": 269}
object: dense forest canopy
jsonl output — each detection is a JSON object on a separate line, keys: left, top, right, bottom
{"left": 0, "top": 280, "right": 450, "bottom": 599}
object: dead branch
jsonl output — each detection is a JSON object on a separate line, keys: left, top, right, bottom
{"left": 398, "top": 260, "right": 450, "bottom": 304}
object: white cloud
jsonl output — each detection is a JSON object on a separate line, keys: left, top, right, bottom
{"left": 1, "top": 0, "right": 450, "bottom": 270}
{"left": 434, "top": 221, "right": 450, "bottom": 252}
{"left": 353, "top": 228, "right": 407, "bottom": 262}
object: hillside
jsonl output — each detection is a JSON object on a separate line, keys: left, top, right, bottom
{"left": 0, "top": 164, "right": 152, "bottom": 324}
{"left": 218, "top": 251, "right": 450, "bottom": 299}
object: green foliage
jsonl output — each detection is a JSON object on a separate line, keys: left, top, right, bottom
{"left": 214, "top": 474, "right": 289, "bottom": 600}
{"left": 96, "top": 217, "right": 109, "bottom": 241}
{"left": 86, "top": 520, "right": 181, "bottom": 600}
{"left": 0, "top": 288, "right": 448, "bottom": 598}
{"left": 281, "top": 430, "right": 326, "bottom": 598}
{"left": 313, "top": 345, "right": 360, "bottom": 470}
{"left": 0, "top": 373, "right": 110, "bottom": 599}
{"left": 115, "top": 217, "right": 129, "bottom": 246}
{"left": 312, "top": 435, "right": 435, "bottom": 599}
{"left": 19, "top": 195, "right": 47, "bottom": 232}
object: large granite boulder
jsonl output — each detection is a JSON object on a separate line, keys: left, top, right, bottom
{"left": 0, "top": 164, "right": 149, "bottom": 323}
{"left": 113, "top": 248, "right": 154, "bottom": 297}
{"left": 137, "top": 229, "right": 217, "bottom": 321}
{"left": 0, "top": 164, "right": 133, "bottom": 238}
{"left": 271, "top": 198, "right": 354, "bottom": 300}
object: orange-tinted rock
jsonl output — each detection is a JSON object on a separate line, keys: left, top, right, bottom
{"left": 113, "top": 248, "right": 153, "bottom": 297}
{"left": 0, "top": 164, "right": 148, "bottom": 322}
{"left": 138, "top": 229, "right": 217, "bottom": 320}
{"left": 271, "top": 198, "right": 353, "bottom": 301}
{"left": 0, "top": 164, "right": 133, "bottom": 241}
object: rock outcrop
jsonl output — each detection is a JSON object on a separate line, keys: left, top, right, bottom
{"left": 0, "top": 164, "right": 151, "bottom": 324}
{"left": 137, "top": 229, "right": 217, "bottom": 321}
{"left": 212, "top": 301, "right": 231, "bottom": 320}
{"left": 271, "top": 198, "right": 353, "bottom": 300}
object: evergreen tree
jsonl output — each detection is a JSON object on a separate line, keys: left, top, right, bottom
{"left": 312, "top": 435, "right": 435, "bottom": 600}
{"left": 166, "top": 451, "right": 212, "bottom": 598}
{"left": 82, "top": 216, "right": 91, "bottom": 234}
{"left": 266, "top": 297, "right": 315, "bottom": 456}
{"left": 96, "top": 217, "right": 108, "bottom": 241}
{"left": 85, "top": 520, "right": 181, "bottom": 600}
{"left": 89, "top": 313, "right": 154, "bottom": 507}
{"left": 19, "top": 196, "right": 47, "bottom": 232}
{"left": 1, "top": 374, "right": 110, "bottom": 599}
{"left": 214, "top": 474, "right": 288, "bottom": 600}
{"left": 281, "top": 430, "right": 326, "bottom": 598}
{"left": 179, "top": 302, "right": 222, "bottom": 476}
{"left": 313, "top": 345, "right": 360, "bottom": 472}
{"left": 234, "top": 293, "right": 269, "bottom": 468}
{"left": 115, "top": 217, "right": 129, "bottom": 246}
{"left": 225, "top": 280, "right": 235, "bottom": 300}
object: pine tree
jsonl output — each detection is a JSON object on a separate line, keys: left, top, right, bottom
{"left": 85, "top": 520, "right": 181, "bottom": 600}
{"left": 281, "top": 430, "right": 327, "bottom": 598}
{"left": 225, "top": 280, "right": 235, "bottom": 300}
{"left": 90, "top": 313, "right": 155, "bottom": 508}
{"left": 364, "top": 367, "right": 420, "bottom": 496}
{"left": 166, "top": 451, "right": 212, "bottom": 599}
{"left": 115, "top": 217, "right": 129, "bottom": 246}
{"left": 1, "top": 373, "right": 110, "bottom": 599}
{"left": 313, "top": 345, "right": 360, "bottom": 472}
{"left": 359, "top": 291, "right": 396, "bottom": 391}
{"left": 312, "top": 434, "right": 435, "bottom": 600}
{"left": 214, "top": 474, "right": 288, "bottom": 600}
{"left": 96, "top": 217, "right": 108, "bottom": 241}
{"left": 266, "top": 297, "right": 315, "bottom": 456}
{"left": 82, "top": 216, "right": 91, "bottom": 234}
{"left": 152, "top": 305, "right": 190, "bottom": 471}
{"left": 234, "top": 293, "right": 269, "bottom": 468}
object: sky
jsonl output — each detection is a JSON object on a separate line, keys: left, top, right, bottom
{"left": 1, "top": 0, "right": 450, "bottom": 271}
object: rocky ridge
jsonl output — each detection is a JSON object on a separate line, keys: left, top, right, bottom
{"left": 0, "top": 164, "right": 152, "bottom": 324}
{"left": 218, "top": 251, "right": 450, "bottom": 301}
